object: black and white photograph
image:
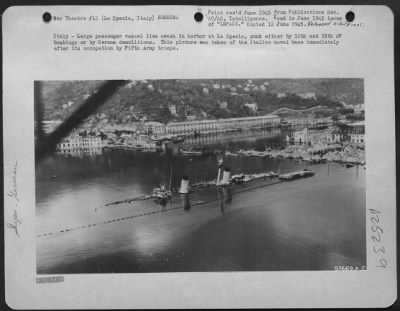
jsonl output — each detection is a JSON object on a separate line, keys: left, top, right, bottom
{"left": 4, "top": 5, "right": 396, "bottom": 309}
{"left": 35, "top": 78, "right": 366, "bottom": 273}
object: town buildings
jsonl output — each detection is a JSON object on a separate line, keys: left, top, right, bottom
{"left": 347, "top": 121, "right": 365, "bottom": 144}
{"left": 143, "top": 122, "right": 166, "bottom": 135}
{"left": 165, "top": 115, "right": 280, "bottom": 135}
{"left": 282, "top": 116, "right": 333, "bottom": 130}
{"left": 291, "top": 121, "right": 365, "bottom": 146}
{"left": 56, "top": 135, "right": 105, "bottom": 155}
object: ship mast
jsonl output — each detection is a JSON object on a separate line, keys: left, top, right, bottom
{"left": 169, "top": 165, "right": 173, "bottom": 191}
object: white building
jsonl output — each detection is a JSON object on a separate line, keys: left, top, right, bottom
{"left": 326, "top": 133, "right": 343, "bottom": 144}
{"left": 168, "top": 105, "right": 177, "bottom": 116}
{"left": 166, "top": 115, "right": 280, "bottom": 135}
{"left": 284, "top": 116, "right": 332, "bottom": 129}
{"left": 298, "top": 92, "right": 316, "bottom": 99}
{"left": 143, "top": 122, "right": 166, "bottom": 135}
{"left": 56, "top": 135, "right": 104, "bottom": 154}
{"left": 244, "top": 103, "right": 258, "bottom": 112}
{"left": 347, "top": 121, "right": 365, "bottom": 144}
{"left": 349, "top": 134, "right": 365, "bottom": 144}
{"left": 293, "top": 128, "right": 331, "bottom": 145}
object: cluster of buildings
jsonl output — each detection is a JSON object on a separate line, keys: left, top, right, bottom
{"left": 290, "top": 121, "right": 365, "bottom": 146}
{"left": 45, "top": 106, "right": 365, "bottom": 157}
{"left": 56, "top": 135, "right": 105, "bottom": 155}
{"left": 281, "top": 116, "right": 333, "bottom": 130}
{"left": 144, "top": 115, "right": 281, "bottom": 135}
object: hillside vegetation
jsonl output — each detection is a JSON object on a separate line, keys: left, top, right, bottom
{"left": 39, "top": 79, "right": 363, "bottom": 127}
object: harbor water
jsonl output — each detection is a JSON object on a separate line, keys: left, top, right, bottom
{"left": 36, "top": 131, "right": 366, "bottom": 273}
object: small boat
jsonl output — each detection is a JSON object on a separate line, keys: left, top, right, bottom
{"left": 152, "top": 185, "right": 172, "bottom": 201}
{"left": 152, "top": 167, "right": 173, "bottom": 202}
{"left": 230, "top": 173, "right": 246, "bottom": 184}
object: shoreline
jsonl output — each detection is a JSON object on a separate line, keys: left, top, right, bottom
{"left": 37, "top": 162, "right": 365, "bottom": 273}
{"left": 229, "top": 143, "right": 366, "bottom": 165}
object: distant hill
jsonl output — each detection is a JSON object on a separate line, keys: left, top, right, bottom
{"left": 38, "top": 78, "right": 363, "bottom": 128}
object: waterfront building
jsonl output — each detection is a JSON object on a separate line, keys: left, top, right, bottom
{"left": 283, "top": 116, "right": 333, "bottom": 130}
{"left": 326, "top": 132, "right": 343, "bottom": 144}
{"left": 125, "top": 134, "right": 158, "bottom": 148}
{"left": 349, "top": 134, "right": 365, "bottom": 144}
{"left": 185, "top": 127, "right": 281, "bottom": 146}
{"left": 293, "top": 128, "right": 331, "bottom": 145}
{"left": 143, "top": 122, "right": 166, "bottom": 135}
{"left": 347, "top": 121, "right": 365, "bottom": 144}
{"left": 166, "top": 115, "right": 280, "bottom": 135}
{"left": 56, "top": 135, "right": 105, "bottom": 154}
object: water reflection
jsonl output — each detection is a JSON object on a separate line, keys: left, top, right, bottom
{"left": 223, "top": 187, "right": 232, "bottom": 204}
{"left": 36, "top": 128, "right": 366, "bottom": 273}
{"left": 184, "top": 128, "right": 281, "bottom": 147}
{"left": 181, "top": 194, "right": 191, "bottom": 211}
{"left": 216, "top": 186, "right": 233, "bottom": 214}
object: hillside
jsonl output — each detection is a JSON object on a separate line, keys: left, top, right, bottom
{"left": 38, "top": 79, "right": 363, "bottom": 128}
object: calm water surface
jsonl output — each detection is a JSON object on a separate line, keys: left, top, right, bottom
{"left": 36, "top": 132, "right": 366, "bottom": 273}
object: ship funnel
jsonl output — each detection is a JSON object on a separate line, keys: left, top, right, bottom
{"left": 179, "top": 175, "right": 190, "bottom": 194}
{"left": 221, "top": 167, "right": 231, "bottom": 185}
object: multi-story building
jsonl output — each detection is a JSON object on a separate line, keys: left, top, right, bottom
{"left": 297, "top": 92, "right": 316, "bottom": 99}
{"left": 347, "top": 121, "right": 365, "bottom": 144}
{"left": 165, "top": 115, "right": 280, "bottom": 135}
{"left": 143, "top": 122, "right": 166, "bottom": 135}
{"left": 56, "top": 135, "right": 104, "bottom": 154}
{"left": 283, "top": 116, "right": 333, "bottom": 130}
{"left": 349, "top": 134, "right": 365, "bottom": 144}
{"left": 326, "top": 132, "right": 343, "bottom": 144}
{"left": 293, "top": 128, "right": 333, "bottom": 145}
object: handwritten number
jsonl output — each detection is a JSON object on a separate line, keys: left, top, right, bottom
{"left": 371, "top": 232, "right": 381, "bottom": 243}
{"left": 371, "top": 224, "right": 383, "bottom": 235}
{"left": 373, "top": 246, "right": 385, "bottom": 254}
{"left": 369, "top": 208, "right": 388, "bottom": 269}
{"left": 377, "top": 258, "right": 388, "bottom": 268}
{"left": 370, "top": 215, "right": 379, "bottom": 225}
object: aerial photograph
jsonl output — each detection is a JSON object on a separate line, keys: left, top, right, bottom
{"left": 35, "top": 78, "right": 366, "bottom": 273}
